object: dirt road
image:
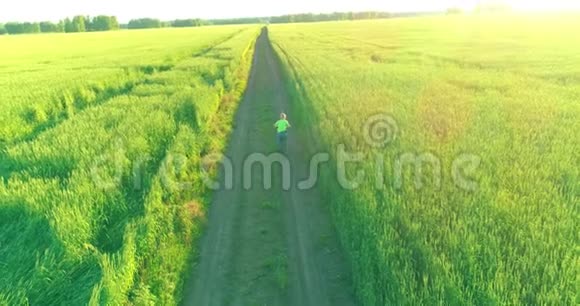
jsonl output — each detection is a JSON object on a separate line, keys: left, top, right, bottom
{"left": 182, "top": 28, "right": 357, "bottom": 306}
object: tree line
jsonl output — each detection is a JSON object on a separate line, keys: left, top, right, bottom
{"left": 210, "top": 11, "right": 396, "bottom": 26}
{"left": 0, "top": 11, "right": 418, "bottom": 35}
{"left": 127, "top": 12, "right": 398, "bottom": 29}
{"left": 125, "top": 18, "right": 209, "bottom": 29}
{"left": 0, "top": 17, "right": 211, "bottom": 34}
{"left": 270, "top": 11, "right": 394, "bottom": 23}
{"left": 0, "top": 16, "right": 119, "bottom": 35}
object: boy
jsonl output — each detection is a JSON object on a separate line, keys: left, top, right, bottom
{"left": 274, "top": 113, "right": 291, "bottom": 147}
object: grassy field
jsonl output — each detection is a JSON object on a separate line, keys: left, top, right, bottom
{"left": 270, "top": 15, "right": 579, "bottom": 305}
{"left": 0, "top": 26, "right": 253, "bottom": 145}
{"left": 0, "top": 25, "right": 259, "bottom": 304}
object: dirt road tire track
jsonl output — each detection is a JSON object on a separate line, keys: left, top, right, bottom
{"left": 183, "top": 28, "right": 357, "bottom": 306}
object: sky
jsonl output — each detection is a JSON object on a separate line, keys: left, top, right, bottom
{"left": 1, "top": 0, "right": 579, "bottom": 23}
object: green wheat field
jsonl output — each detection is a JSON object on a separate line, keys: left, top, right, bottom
{"left": 270, "top": 15, "right": 578, "bottom": 305}
{"left": 0, "top": 25, "right": 260, "bottom": 304}
{"left": 1, "top": 14, "right": 578, "bottom": 305}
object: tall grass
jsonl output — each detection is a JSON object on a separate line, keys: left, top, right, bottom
{"left": 271, "top": 15, "right": 579, "bottom": 305}
{"left": 0, "top": 26, "right": 247, "bottom": 145}
{"left": 0, "top": 26, "right": 260, "bottom": 304}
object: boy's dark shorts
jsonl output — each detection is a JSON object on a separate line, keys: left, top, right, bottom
{"left": 277, "top": 131, "right": 288, "bottom": 144}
